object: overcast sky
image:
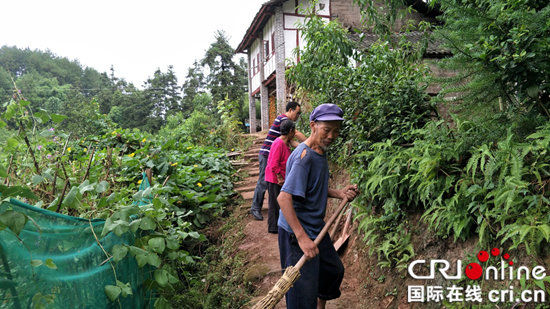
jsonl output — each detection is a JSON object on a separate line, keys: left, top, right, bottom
{"left": 3, "top": 0, "right": 265, "bottom": 87}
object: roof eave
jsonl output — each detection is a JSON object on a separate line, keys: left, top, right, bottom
{"left": 235, "top": 0, "right": 283, "bottom": 54}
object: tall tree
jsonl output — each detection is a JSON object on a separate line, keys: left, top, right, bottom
{"left": 201, "top": 30, "right": 248, "bottom": 104}
{"left": 181, "top": 60, "right": 206, "bottom": 116}
{"left": 143, "top": 66, "right": 182, "bottom": 132}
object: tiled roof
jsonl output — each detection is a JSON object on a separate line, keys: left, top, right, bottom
{"left": 348, "top": 32, "right": 451, "bottom": 57}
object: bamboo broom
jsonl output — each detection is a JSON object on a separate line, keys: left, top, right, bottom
{"left": 251, "top": 197, "right": 350, "bottom": 309}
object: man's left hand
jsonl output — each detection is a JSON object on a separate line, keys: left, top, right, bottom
{"left": 341, "top": 184, "right": 359, "bottom": 201}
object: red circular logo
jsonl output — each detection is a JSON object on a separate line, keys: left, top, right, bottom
{"left": 491, "top": 248, "right": 500, "bottom": 256}
{"left": 503, "top": 253, "right": 510, "bottom": 260}
{"left": 465, "top": 263, "right": 483, "bottom": 280}
{"left": 477, "top": 251, "right": 489, "bottom": 262}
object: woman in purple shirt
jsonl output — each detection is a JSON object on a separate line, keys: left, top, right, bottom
{"left": 264, "top": 119, "right": 296, "bottom": 233}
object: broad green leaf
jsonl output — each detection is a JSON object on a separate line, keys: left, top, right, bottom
{"left": 112, "top": 244, "right": 128, "bottom": 263}
{"left": 154, "top": 269, "right": 168, "bottom": 286}
{"left": 6, "top": 138, "right": 19, "bottom": 149}
{"left": 0, "top": 210, "right": 28, "bottom": 236}
{"left": 189, "top": 231, "right": 200, "bottom": 239}
{"left": 34, "top": 112, "right": 50, "bottom": 123}
{"left": 45, "top": 258, "right": 57, "bottom": 270}
{"left": 120, "top": 206, "right": 139, "bottom": 219}
{"left": 154, "top": 296, "right": 170, "bottom": 309}
{"left": 19, "top": 100, "right": 30, "bottom": 107}
{"left": 129, "top": 219, "right": 141, "bottom": 233}
{"left": 79, "top": 184, "right": 95, "bottom": 195}
{"left": 32, "top": 293, "right": 43, "bottom": 303}
{"left": 106, "top": 192, "right": 117, "bottom": 203}
{"left": 0, "top": 120, "right": 6, "bottom": 129}
{"left": 116, "top": 280, "right": 133, "bottom": 297}
{"left": 111, "top": 220, "right": 129, "bottom": 236}
{"left": 104, "top": 285, "right": 121, "bottom": 301}
{"left": 62, "top": 186, "right": 80, "bottom": 209}
{"left": 97, "top": 197, "right": 108, "bottom": 209}
{"left": 31, "top": 259, "right": 43, "bottom": 267}
{"left": 0, "top": 220, "right": 6, "bottom": 231}
{"left": 153, "top": 198, "right": 162, "bottom": 210}
{"left": 32, "top": 175, "right": 45, "bottom": 186}
{"left": 148, "top": 238, "right": 166, "bottom": 254}
{"left": 50, "top": 114, "right": 68, "bottom": 123}
{"left": 533, "top": 279, "right": 545, "bottom": 290}
{"left": 0, "top": 185, "right": 39, "bottom": 201}
{"left": 96, "top": 181, "right": 109, "bottom": 193}
{"left": 136, "top": 254, "right": 148, "bottom": 268}
{"left": 166, "top": 237, "right": 179, "bottom": 250}
{"left": 161, "top": 139, "right": 176, "bottom": 150}
{"left": 43, "top": 294, "right": 55, "bottom": 304}
{"left": 38, "top": 130, "right": 54, "bottom": 138}
{"left": 0, "top": 165, "right": 7, "bottom": 178}
{"left": 168, "top": 273, "right": 179, "bottom": 284}
{"left": 147, "top": 253, "right": 162, "bottom": 268}
{"left": 4, "top": 103, "right": 17, "bottom": 120}
{"left": 140, "top": 216, "right": 156, "bottom": 230}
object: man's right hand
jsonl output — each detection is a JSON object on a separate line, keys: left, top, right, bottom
{"left": 297, "top": 234, "right": 319, "bottom": 260}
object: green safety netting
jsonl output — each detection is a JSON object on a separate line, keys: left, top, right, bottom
{"left": 0, "top": 173, "right": 155, "bottom": 309}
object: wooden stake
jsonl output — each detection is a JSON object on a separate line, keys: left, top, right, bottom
{"left": 81, "top": 148, "right": 95, "bottom": 183}
{"left": 19, "top": 121, "right": 41, "bottom": 175}
{"left": 55, "top": 178, "right": 70, "bottom": 213}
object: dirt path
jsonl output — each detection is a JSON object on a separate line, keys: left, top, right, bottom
{"left": 233, "top": 133, "right": 374, "bottom": 309}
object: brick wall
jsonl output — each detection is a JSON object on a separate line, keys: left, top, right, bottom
{"left": 330, "top": 0, "right": 364, "bottom": 30}
{"left": 331, "top": 0, "right": 437, "bottom": 32}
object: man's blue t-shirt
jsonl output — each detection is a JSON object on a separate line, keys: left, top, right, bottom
{"left": 277, "top": 143, "right": 329, "bottom": 239}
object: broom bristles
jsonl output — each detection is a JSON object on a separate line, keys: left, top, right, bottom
{"left": 251, "top": 266, "right": 301, "bottom": 309}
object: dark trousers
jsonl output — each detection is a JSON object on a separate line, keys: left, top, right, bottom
{"left": 278, "top": 227, "right": 344, "bottom": 309}
{"left": 250, "top": 154, "right": 268, "bottom": 212}
{"left": 266, "top": 182, "right": 281, "bottom": 232}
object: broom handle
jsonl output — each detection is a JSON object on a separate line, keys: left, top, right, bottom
{"left": 294, "top": 197, "right": 349, "bottom": 270}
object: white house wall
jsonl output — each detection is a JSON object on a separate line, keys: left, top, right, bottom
{"left": 284, "top": 14, "right": 305, "bottom": 30}
{"left": 250, "top": 39, "right": 261, "bottom": 93}
{"left": 284, "top": 30, "right": 298, "bottom": 64}
{"left": 263, "top": 16, "right": 277, "bottom": 79}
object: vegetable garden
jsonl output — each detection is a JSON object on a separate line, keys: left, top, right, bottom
{"left": 0, "top": 87, "right": 241, "bottom": 308}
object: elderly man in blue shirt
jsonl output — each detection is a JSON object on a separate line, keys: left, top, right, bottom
{"left": 277, "top": 103, "right": 359, "bottom": 309}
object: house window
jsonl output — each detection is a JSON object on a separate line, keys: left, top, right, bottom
{"left": 271, "top": 33, "right": 276, "bottom": 55}
{"left": 264, "top": 40, "right": 270, "bottom": 60}
{"left": 252, "top": 58, "right": 256, "bottom": 75}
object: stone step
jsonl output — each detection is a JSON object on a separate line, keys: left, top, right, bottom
{"left": 246, "top": 148, "right": 262, "bottom": 155}
{"left": 243, "top": 166, "right": 259, "bottom": 174}
{"left": 235, "top": 184, "right": 256, "bottom": 193}
{"left": 241, "top": 191, "right": 254, "bottom": 200}
{"left": 244, "top": 153, "right": 259, "bottom": 161}
{"left": 240, "top": 192, "right": 270, "bottom": 209}
{"left": 236, "top": 176, "right": 257, "bottom": 185}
